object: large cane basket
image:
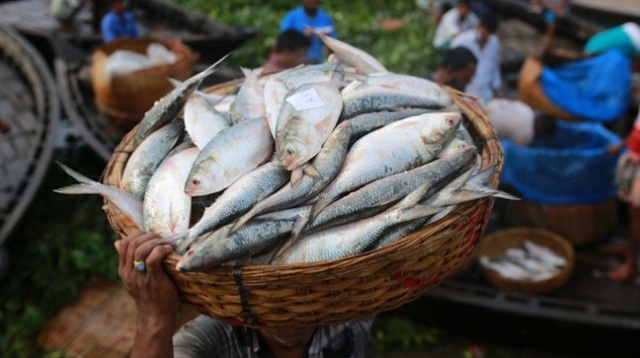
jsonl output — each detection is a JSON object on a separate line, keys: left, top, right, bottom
{"left": 102, "top": 85, "right": 504, "bottom": 328}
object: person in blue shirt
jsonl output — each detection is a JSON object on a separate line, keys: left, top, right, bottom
{"left": 101, "top": 0, "right": 140, "bottom": 43}
{"left": 280, "top": 0, "right": 337, "bottom": 64}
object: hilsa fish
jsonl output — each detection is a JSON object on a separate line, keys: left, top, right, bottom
{"left": 133, "top": 53, "right": 230, "bottom": 146}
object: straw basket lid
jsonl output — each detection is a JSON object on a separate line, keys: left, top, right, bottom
{"left": 102, "top": 85, "right": 504, "bottom": 328}
{"left": 475, "top": 227, "right": 575, "bottom": 295}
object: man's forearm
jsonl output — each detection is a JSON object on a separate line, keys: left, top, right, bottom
{"left": 130, "top": 317, "right": 175, "bottom": 358}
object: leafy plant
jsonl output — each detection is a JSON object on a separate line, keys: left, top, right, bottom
{"left": 369, "top": 316, "right": 440, "bottom": 357}
{"left": 0, "top": 149, "right": 118, "bottom": 357}
{"left": 170, "top": 0, "right": 441, "bottom": 74}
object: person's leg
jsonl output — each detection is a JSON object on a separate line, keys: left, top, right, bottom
{"left": 608, "top": 205, "right": 640, "bottom": 282}
{"left": 609, "top": 170, "right": 640, "bottom": 282}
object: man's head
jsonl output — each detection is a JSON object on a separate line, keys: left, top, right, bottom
{"left": 272, "top": 29, "right": 311, "bottom": 69}
{"left": 107, "top": 0, "right": 126, "bottom": 13}
{"left": 456, "top": 0, "right": 472, "bottom": 19}
{"left": 440, "top": 46, "right": 478, "bottom": 90}
{"left": 477, "top": 12, "right": 498, "bottom": 42}
{"left": 302, "top": 0, "right": 320, "bottom": 16}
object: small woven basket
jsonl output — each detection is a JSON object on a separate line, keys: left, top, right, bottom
{"left": 475, "top": 227, "right": 575, "bottom": 295}
{"left": 102, "top": 85, "right": 504, "bottom": 328}
{"left": 91, "top": 37, "right": 199, "bottom": 130}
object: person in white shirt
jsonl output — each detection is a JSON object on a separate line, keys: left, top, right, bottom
{"left": 484, "top": 98, "right": 557, "bottom": 146}
{"left": 432, "top": 0, "right": 479, "bottom": 49}
{"left": 451, "top": 12, "right": 501, "bottom": 103}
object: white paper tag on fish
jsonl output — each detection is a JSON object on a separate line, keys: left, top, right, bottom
{"left": 286, "top": 88, "right": 325, "bottom": 111}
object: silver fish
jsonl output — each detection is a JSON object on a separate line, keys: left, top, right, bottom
{"left": 275, "top": 82, "right": 343, "bottom": 173}
{"left": 185, "top": 116, "right": 273, "bottom": 196}
{"left": 341, "top": 84, "right": 449, "bottom": 119}
{"left": 174, "top": 162, "right": 289, "bottom": 254}
{"left": 311, "top": 111, "right": 461, "bottom": 219}
{"left": 133, "top": 53, "right": 230, "bottom": 146}
{"left": 300, "top": 143, "right": 476, "bottom": 234}
{"left": 176, "top": 206, "right": 311, "bottom": 271}
{"left": 143, "top": 147, "right": 199, "bottom": 237}
{"left": 121, "top": 120, "right": 184, "bottom": 199}
{"left": 54, "top": 163, "right": 144, "bottom": 230}
{"left": 314, "top": 31, "right": 387, "bottom": 74}
{"left": 264, "top": 63, "right": 344, "bottom": 138}
{"left": 232, "top": 121, "right": 352, "bottom": 231}
{"left": 230, "top": 67, "right": 265, "bottom": 124}
{"left": 183, "top": 92, "right": 231, "bottom": 150}
{"left": 347, "top": 108, "right": 431, "bottom": 139}
{"left": 273, "top": 178, "right": 435, "bottom": 264}
{"left": 346, "top": 72, "right": 454, "bottom": 107}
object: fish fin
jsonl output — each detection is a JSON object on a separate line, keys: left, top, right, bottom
{"left": 468, "top": 165, "right": 498, "bottom": 186}
{"left": 168, "top": 77, "right": 182, "bottom": 88}
{"left": 290, "top": 168, "right": 304, "bottom": 187}
{"left": 230, "top": 211, "right": 255, "bottom": 234}
{"left": 303, "top": 164, "right": 321, "bottom": 180}
{"left": 291, "top": 213, "right": 310, "bottom": 238}
{"left": 425, "top": 205, "right": 456, "bottom": 225}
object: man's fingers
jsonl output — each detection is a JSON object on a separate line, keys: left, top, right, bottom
{"left": 145, "top": 245, "right": 174, "bottom": 278}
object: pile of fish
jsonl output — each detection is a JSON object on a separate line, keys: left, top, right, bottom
{"left": 479, "top": 240, "right": 568, "bottom": 282}
{"left": 56, "top": 32, "right": 518, "bottom": 271}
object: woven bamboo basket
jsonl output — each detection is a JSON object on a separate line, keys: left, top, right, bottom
{"left": 500, "top": 198, "right": 618, "bottom": 247}
{"left": 91, "top": 37, "right": 199, "bottom": 130}
{"left": 517, "top": 57, "right": 577, "bottom": 122}
{"left": 102, "top": 85, "right": 504, "bottom": 328}
{"left": 475, "top": 227, "right": 575, "bottom": 295}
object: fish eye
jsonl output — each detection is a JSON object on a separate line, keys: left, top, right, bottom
{"left": 285, "top": 148, "right": 295, "bottom": 156}
{"left": 192, "top": 179, "right": 200, "bottom": 186}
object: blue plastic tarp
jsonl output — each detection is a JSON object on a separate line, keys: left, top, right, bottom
{"left": 501, "top": 121, "right": 622, "bottom": 204}
{"left": 540, "top": 50, "right": 631, "bottom": 123}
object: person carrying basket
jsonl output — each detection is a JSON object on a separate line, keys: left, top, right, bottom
{"left": 114, "top": 230, "right": 374, "bottom": 357}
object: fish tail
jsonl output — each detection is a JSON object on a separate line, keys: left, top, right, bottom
{"left": 53, "top": 184, "right": 100, "bottom": 195}
{"left": 291, "top": 213, "right": 310, "bottom": 238}
{"left": 197, "top": 52, "right": 232, "bottom": 80}
{"left": 56, "top": 162, "right": 98, "bottom": 186}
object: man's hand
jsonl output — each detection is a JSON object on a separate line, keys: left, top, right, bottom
{"left": 115, "top": 231, "right": 179, "bottom": 358}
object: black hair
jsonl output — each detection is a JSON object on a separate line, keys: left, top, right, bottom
{"left": 442, "top": 47, "right": 478, "bottom": 71}
{"left": 275, "top": 29, "right": 311, "bottom": 53}
{"left": 534, "top": 113, "right": 558, "bottom": 136}
{"left": 456, "top": 0, "right": 471, "bottom": 6}
{"left": 479, "top": 12, "right": 499, "bottom": 33}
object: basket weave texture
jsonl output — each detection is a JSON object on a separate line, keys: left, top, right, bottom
{"left": 102, "top": 85, "right": 504, "bottom": 328}
{"left": 91, "top": 37, "right": 199, "bottom": 129}
{"left": 475, "top": 227, "right": 575, "bottom": 294}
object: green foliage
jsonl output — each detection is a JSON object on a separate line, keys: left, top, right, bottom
{"left": 369, "top": 316, "right": 440, "bottom": 357}
{"left": 0, "top": 150, "right": 118, "bottom": 357}
{"left": 170, "top": 0, "right": 441, "bottom": 75}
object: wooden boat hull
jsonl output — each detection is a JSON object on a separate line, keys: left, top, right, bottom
{"left": 0, "top": 26, "right": 60, "bottom": 247}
